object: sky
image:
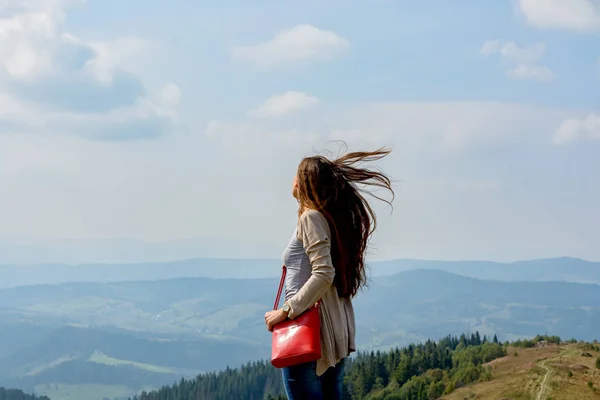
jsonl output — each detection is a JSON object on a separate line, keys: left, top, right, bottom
{"left": 0, "top": 0, "right": 598, "bottom": 264}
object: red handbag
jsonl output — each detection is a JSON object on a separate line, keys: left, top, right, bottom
{"left": 271, "top": 265, "right": 322, "bottom": 369}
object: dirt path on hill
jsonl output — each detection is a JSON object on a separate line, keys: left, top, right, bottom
{"left": 536, "top": 359, "right": 553, "bottom": 400}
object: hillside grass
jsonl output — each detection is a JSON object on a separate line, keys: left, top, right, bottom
{"left": 25, "top": 355, "right": 77, "bottom": 376}
{"left": 443, "top": 343, "right": 600, "bottom": 400}
{"left": 88, "top": 351, "right": 176, "bottom": 374}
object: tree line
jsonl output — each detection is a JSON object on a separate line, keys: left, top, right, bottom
{"left": 131, "top": 331, "right": 506, "bottom": 400}
{"left": 0, "top": 387, "right": 49, "bottom": 400}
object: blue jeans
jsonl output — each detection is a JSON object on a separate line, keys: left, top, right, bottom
{"left": 282, "top": 358, "right": 346, "bottom": 400}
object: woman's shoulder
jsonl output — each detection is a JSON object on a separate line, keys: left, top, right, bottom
{"left": 297, "top": 209, "right": 330, "bottom": 239}
{"left": 299, "top": 208, "right": 327, "bottom": 224}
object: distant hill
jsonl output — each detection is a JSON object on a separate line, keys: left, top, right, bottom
{"left": 1, "top": 257, "right": 598, "bottom": 288}
{"left": 374, "top": 257, "right": 600, "bottom": 284}
{"left": 445, "top": 340, "right": 600, "bottom": 400}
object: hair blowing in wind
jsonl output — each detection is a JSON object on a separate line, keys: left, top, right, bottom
{"left": 296, "top": 146, "right": 395, "bottom": 298}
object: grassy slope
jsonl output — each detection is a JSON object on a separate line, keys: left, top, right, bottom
{"left": 443, "top": 343, "right": 600, "bottom": 400}
{"left": 88, "top": 351, "right": 178, "bottom": 374}
{"left": 24, "top": 355, "right": 77, "bottom": 377}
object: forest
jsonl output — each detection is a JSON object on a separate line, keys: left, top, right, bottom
{"left": 0, "top": 387, "right": 49, "bottom": 400}
{"left": 132, "top": 332, "right": 507, "bottom": 400}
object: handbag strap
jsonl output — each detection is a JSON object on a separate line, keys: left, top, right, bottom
{"left": 273, "top": 265, "right": 287, "bottom": 311}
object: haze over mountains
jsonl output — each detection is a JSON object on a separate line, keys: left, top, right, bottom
{"left": 0, "top": 236, "right": 283, "bottom": 265}
{"left": 1, "top": 256, "right": 598, "bottom": 288}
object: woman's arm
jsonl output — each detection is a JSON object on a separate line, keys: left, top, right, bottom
{"left": 285, "top": 209, "right": 335, "bottom": 319}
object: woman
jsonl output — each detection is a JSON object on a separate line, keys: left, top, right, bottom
{"left": 265, "top": 147, "right": 394, "bottom": 400}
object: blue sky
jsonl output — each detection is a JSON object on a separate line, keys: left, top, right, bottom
{"left": 0, "top": 0, "right": 598, "bottom": 264}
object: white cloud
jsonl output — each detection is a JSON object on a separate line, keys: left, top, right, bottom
{"left": 517, "top": 0, "right": 600, "bottom": 32}
{"left": 341, "top": 102, "right": 570, "bottom": 149}
{"left": 554, "top": 113, "right": 600, "bottom": 144}
{"left": 0, "top": 0, "right": 83, "bottom": 10}
{"left": 554, "top": 118, "right": 583, "bottom": 145}
{"left": 208, "top": 102, "right": 571, "bottom": 154}
{"left": 0, "top": 11, "right": 64, "bottom": 81}
{"left": 231, "top": 24, "right": 350, "bottom": 68}
{"left": 248, "top": 91, "right": 320, "bottom": 118}
{"left": 0, "top": 9, "right": 143, "bottom": 111}
{"left": 0, "top": 97, "right": 177, "bottom": 141}
{"left": 480, "top": 40, "right": 556, "bottom": 82}
{"left": 488, "top": 41, "right": 546, "bottom": 64}
{"left": 161, "top": 83, "right": 181, "bottom": 107}
{"left": 0, "top": 1, "right": 178, "bottom": 140}
{"left": 85, "top": 37, "right": 152, "bottom": 84}
{"left": 506, "top": 64, "right": 556, "bottom": 82}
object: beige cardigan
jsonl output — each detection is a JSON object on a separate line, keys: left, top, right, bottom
{"left": 285, "top": 209, "right": 357, "bottom": 376}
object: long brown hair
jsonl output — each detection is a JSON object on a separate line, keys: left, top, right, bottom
{"left": 296, "top": 144, "right": 394, "bottom": 298}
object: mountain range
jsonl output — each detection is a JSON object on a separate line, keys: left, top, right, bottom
{"left": 1, "top": 256, "right": 598, "bottom": 288}
{"left": 1, "top": 257, "right": 599, "bottom": 399}
{"left": 0, "top": 264, "right": 599, "bottom": 399}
